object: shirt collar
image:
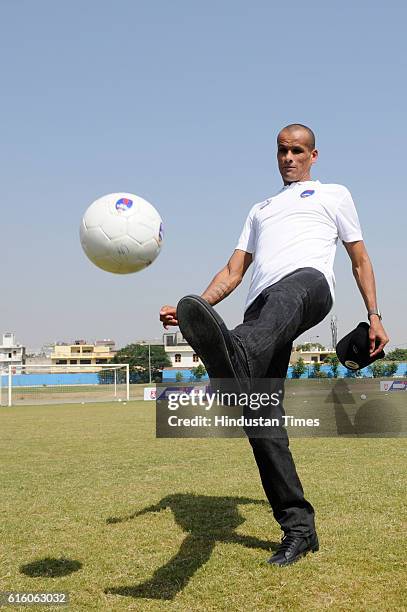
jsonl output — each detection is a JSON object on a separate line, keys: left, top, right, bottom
{"left": 282, "top": 179, "right": 319, "bottom": 190}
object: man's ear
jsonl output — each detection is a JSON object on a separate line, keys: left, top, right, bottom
{"left": 311, "top": 149, "right": 318, "bottom": 164}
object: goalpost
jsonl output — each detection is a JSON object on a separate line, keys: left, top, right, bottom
{"left": 0, "top": 363, "right": 130, "bottom": 407}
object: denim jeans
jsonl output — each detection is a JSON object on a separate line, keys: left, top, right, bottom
{"left": 231, "top": 267, "right": 333, "bottom": 536}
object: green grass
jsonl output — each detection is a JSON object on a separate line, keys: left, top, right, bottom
{"left": 0, "top": 401, "right": 406, "bottom": 611}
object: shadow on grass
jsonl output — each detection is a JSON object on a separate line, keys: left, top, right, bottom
{"left": 20, "top": 557, "right": 82, "bottom": 577}
{"left": 331, "top": 379, "right": 403, "bottom": 436}
{"left": 105, "top": 493, "right": 276, "bottom": 601}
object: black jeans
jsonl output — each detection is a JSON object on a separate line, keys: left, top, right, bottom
{"left": 231, "top": 267, "right": 333, "bottom": 536}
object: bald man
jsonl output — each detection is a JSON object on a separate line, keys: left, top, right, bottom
{"left": 160, "top": 124, "right": 389, "bottom": 566}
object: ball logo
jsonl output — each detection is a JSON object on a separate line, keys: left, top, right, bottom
{"left": 158, "top": 222, "right": 164, "bottom": 242}
{"left": 117, "top": 244, "right": 130, "bottom": 257}
{"left": 115, "top": 197, "right": 133, "bottom": 212}
{"left": 345, "top": 360, "right": 359, "bottom": 370}
{"left": 300, "top": 190, "right": 315, "bottom": 198}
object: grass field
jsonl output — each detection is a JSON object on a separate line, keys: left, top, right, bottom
{"left": 0, "top": 400, "right": 406, "bottom": 611}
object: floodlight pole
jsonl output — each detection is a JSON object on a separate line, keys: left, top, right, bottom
{"left": 148, "top": 343, "right": 152, "bottom": 384}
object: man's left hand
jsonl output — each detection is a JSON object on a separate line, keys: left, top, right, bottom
{"left": 368, "top": 317, "right": 389, "bottom": 357}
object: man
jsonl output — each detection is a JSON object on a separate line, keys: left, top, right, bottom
{"left": 160, "top": 124, "right": 389, "bottom": 566}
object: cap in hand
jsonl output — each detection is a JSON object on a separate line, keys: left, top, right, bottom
{"left": 336, "top": 322, "right": 385, "bottom": 371}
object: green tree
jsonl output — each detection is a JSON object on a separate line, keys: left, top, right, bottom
{"left": 369, "top": 361, "right": 386, "bottom": 378}
{"left": 296, "top": 342, "right": 326, "bottom": 352}
{"left": 291, "top": 357, "right": 306, "bottom": 379}
{"left": 385, "top": 348, "right": 407, "bottom": 361}
{"left": 310, "top": 361, "right": 322, "bottom": 378}
{"left": 112, "top": 343, "right": 171, "bottom": 383}
{"left": 383, "top": 362, "right": 398, "bottom": 377}
{"left": 191, "top": 364, "right": 207, "bottom": 381}
{"left": 324, "top": 355, "right": 340, "bottom": 378}
{"left": 175, "top": 371, "right": 184, "bottom": 382}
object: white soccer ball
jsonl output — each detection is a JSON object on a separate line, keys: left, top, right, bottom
{"left": 80, "top": 192, "right": 163, "bottom": 274}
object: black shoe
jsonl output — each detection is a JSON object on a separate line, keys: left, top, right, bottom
{"left": 267, "top": 532, "right": 319, "bottom": 567}
{"left": 176, "top": 295, "right": 249, "bottom": 396}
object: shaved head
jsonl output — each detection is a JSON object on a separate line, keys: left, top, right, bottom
{"left": 276, "top": 124, "right": 318, "bottom": 184}
{"left": 278, "top": 124, "right": 316, "bottom": 151}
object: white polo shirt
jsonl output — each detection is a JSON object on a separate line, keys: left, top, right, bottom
{"left": 236, "top": 180, "right": 363, "bottom": 311}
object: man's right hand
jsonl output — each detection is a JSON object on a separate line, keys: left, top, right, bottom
{"left": 160, "top": 305, "right": 178, "bottom": 329}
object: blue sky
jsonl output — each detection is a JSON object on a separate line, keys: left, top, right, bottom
{"left": 1, "top": 1, "right": 406, "bottom": 351}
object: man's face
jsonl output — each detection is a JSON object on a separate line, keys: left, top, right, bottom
{"left": 277, "top": 129, "right": 318, "bottom": 184}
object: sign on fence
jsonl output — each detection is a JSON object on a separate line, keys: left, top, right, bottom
{"left": 380, "top": 380, "right": 407, "bottom": 392}
{"left": 144, "top": 387, "right": 156, "bottom": 400}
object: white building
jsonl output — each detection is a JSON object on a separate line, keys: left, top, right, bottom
{"left": 163, "top": 332, "right": 203, "bottom": 368}
{"left": 290, "top": 346, "right": 336, "bottom": 365}
{"left": 163, "top": 335, "right": 338, "bottom": 370}
{"left": 0, "top": 333, "right": 26, "bottom": 373}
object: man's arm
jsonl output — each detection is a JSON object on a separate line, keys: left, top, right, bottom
{"left": 159, "top": 249, "right": 252, "bottom": 328}
{"left": 343, "top": 240, "right": 389, "bottom": 356}
{"left": 201, "top": 249, "right": 253, "bottom": 305}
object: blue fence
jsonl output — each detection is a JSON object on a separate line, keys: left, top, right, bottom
{"left": 163, "top": 363, "right": 407, "bottom": 382}
{"left": 2, "top": 364, "right": 406, "bottom": 386}
{"left": 0, "top": 373, "right": 100, "bottom": 387}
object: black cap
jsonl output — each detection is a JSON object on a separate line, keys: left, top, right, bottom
{"left": 336, "top": 322, "right": 385, "bottom": 371}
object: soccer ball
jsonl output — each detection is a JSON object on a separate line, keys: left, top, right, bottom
{"left": 80, "top": 193, "right": 163, "bottom": 274}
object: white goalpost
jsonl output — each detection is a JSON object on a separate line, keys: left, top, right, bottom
{"left": 0, "top": 363, "right": 130, "bottom": 406}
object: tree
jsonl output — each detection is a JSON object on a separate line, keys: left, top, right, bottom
{"left": 111, "top": 343, "right": 172, "bottom": 383}
{"left": 175, "top": 371, "right": 184, "bottom": 382}
{"left": 310, "top": 361, "right": 322, "bottom": 378}
{"left": 383, "top": 362, "right": 398, "bottom": 377}
{"left": 385, "top": 348, "right": 407, "bottom": 361}
{"left": 324, "top": 355, "right": 340, "bottom": 378}
{"left": 191, "top": 364, "right": 207, "bottom": 381}
{"left": 291, "top": 357, "right": 306, "bottom": 379}
{"left": 369, "top": 361, "right": 386, "bottom": 378}
{"left": 370, "top": 360, "right": 400, "bottom": 379}
{"left": 295, "top": 342, "right": 326, "bottom": 352}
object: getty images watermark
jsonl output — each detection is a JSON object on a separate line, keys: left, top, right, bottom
{"left": 165, "top": 388, "right": 319, "bottom": 429}
{"left": 155, "top": 379, "right": 407, "bottom": 439}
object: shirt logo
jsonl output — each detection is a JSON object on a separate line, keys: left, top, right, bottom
{"left": 115, "top": 197, "right": 133, "bottom": 211}
{"left": 300, "top": 190, "right": 315, "bottom": 198}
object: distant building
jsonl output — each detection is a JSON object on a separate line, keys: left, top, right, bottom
{"left": 162, "top": 334, "right": 337, "bottom": 379}
{"left": 290, "top": 347, "right": 336, "bottom": 365}
{"left": 40, "top": 343, "right": 56, "bottom": 358}
{"left": 95, "top": 339, "right": 116, "bottom": 349}
{"left": 0, "top": 333, "right": 26, "bottom": 373}
{"left": 135, "top": 339, "right": 163, "bottom": 346}
{"left": 25, "top": 355, "right": 52, "bottom": 372}
{"left": 50, "top": 340, "right": 116, "bottom": 372}
{"left": 163, "top": 332, "right": 203, "bottom": 369}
